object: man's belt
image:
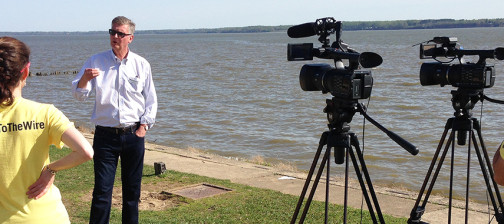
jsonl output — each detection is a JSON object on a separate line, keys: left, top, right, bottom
{"left": 96, "top": 124, "right": 138, "bottom": 135}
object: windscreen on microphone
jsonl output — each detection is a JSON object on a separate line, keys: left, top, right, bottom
{"left": 287, "top": 23, "right": 317, "bottom": 38}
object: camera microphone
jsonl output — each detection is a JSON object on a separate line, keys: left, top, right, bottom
{"left": 287, "top": 23, "right": 317, "bottom": 38}
{"left": 288, "top": 18, "right": 341, "bottom": 38}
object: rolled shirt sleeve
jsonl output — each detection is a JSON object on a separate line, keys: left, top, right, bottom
{"left": 140, "top": 62, "right": 157, "bottom": 129}
{"left": 72, "top": 59, "right": 93, "bottom": 101}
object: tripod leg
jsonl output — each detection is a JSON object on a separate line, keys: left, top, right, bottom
{"left": 474, "top": 119, "right": 504, "bottom": 211}
{"left": 344, "top": 137, "right": 350, "bottom": 224}
{"left": 448, "top": 130, "right": 456, "bottom": 223}
{"left": 409, "top": 119, "right": 453, "bottom": 223}
{"left": 471, "top": 123, "right": 504, "bottom": 223}
{"left": 464, "top": 129, "right": 473, "bottom": 224}
{"left": 291, "top": 132, "right": 329, "bottom": 224}
{"left": 299, "top": 146, "right": 330, "bottom": 223}
{"left": 476, "top": 126, "right": 504, "bottom": 210}
{"left": 325, "top": 140, "right": 331, "bottom": 224}
{"left": 349, "top": 133, "right": 383, "bottom": 223}
{"left": 476, "top": 133, "right": 504, "bottom": 212}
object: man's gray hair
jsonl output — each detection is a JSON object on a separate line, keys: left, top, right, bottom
{"left": 112, "top": 16, "right": 136, "bottom": 34}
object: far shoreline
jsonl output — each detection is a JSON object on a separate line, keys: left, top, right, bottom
{"left": 2, "top": 18, "right": 503, "bottom": 35}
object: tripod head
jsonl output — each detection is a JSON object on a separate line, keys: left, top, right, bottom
{"left": 451, "top": 88, "right": 482, "bottom": 119}
{"left": 323, "top": 97, "right": 419, "bottom": 157}
{"left": 450, "top": 88, "right": 482, "bottom": 146}
{"left": 324, "top": 98, "right": 356, "bottom": 132}
{"left": 450, "top": 87, "right": 504, "bottom": 145}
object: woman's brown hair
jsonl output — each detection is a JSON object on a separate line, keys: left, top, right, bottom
{"left": 0, "top": 37, "right": 30, "bottom": 106}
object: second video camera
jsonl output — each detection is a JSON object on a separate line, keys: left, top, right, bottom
{"left": 419, "top": 36, "right": 504, "bottom": 89}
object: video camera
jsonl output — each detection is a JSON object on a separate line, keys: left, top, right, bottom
{"left": 419, "top": 36, "right": 504, "bottom": 89}
{"left": 287, "top": 17, "right": 383, "bottom": 99}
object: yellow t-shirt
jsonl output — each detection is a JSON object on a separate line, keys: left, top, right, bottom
{"left": 0, "top": 97, "right": 72, "bottom": 224}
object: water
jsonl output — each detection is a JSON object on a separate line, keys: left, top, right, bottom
{"left": 12, "top": 27, "right": 504, "bottom": 203}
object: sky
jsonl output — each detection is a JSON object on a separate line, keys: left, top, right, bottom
{"left": 2, "top": 0, "right": 504, "bottom": 32}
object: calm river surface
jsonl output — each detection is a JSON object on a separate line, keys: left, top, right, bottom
{"left": 11, "top": 27, "right": 504, "bottom": 203}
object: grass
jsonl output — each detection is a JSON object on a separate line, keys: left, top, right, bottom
{"left": 50, "top": 146, "right": 408, "bottom": 223}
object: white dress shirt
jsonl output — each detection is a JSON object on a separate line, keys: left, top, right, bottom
{"left": 72, "top": 50, "right": 157, "bottom": 128}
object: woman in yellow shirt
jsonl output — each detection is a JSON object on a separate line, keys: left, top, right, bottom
{"left": 0, "top": 36, "right": 94, "bottom": 223}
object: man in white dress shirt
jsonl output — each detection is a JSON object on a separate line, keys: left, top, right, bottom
{"left": 72, "top": 16, "right": 157, "bottom": 224}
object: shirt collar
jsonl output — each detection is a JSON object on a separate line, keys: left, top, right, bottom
{"left": 110, "top": 49, "right": 130, "bottom": 64}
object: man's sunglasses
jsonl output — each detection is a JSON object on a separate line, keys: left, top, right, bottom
{"left": 109, "top": 29, "right": 132, "bottom": 38}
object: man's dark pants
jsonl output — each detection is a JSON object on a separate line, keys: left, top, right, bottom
{"left": 89, "top": 126, "right": 145, "bottom": 224}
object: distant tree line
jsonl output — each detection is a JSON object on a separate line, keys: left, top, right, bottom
{"left": 139, "top": 18, "right": 504, "bottom": 34}
{"left": 2, "top": 19, "right": 503, "bottom": 36}
{"left": 342, "top": 18, "right": 504, "bottom": 30}
{"left": 139, "top": 25, "right": 292, "bottom": 34}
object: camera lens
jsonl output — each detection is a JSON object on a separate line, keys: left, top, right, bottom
{"left": 299, "top": 64, "right": 332, "bottom": 91}
{"left": 420, "top": 62, "right": 495, "bottom": 88}
{"left": 419, "top": 63, "right": 450, "bottom": 86}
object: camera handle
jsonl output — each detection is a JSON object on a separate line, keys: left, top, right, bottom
{"left": 356, "top": 103, "right": 419, "bottom": 155}
{"left": 482, "top": 94, "right": 504, "bottom": 105}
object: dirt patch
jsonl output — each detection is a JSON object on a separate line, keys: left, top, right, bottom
{"left": 114, "top": 188, "right": 188, "bottom": 211}
{"left": 83, "top": 182, "right": 190, "bottom": 211}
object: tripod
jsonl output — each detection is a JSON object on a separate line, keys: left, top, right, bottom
{"left": 408, "top": 88, "right": 504, "bottom": 224}
{"left": 291, "top": 98, "right": 418, "bottom": 224}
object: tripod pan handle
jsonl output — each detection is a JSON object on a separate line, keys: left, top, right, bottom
{"left": 386, "top": 131, "right": 419, "bottom": 155}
